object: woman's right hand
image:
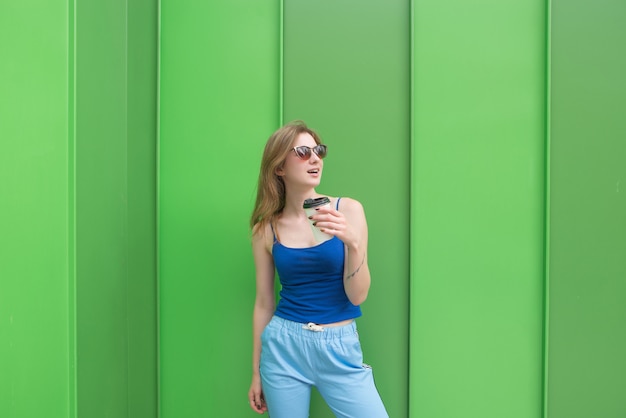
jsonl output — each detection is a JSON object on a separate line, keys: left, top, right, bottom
{"left": 248, "top": 373, "right": 267, "bottom": 414}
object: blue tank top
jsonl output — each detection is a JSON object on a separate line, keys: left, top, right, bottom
{"left": 272, "top": 198, "right": 362, "bottom": 324}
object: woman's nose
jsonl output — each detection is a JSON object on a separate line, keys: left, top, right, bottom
{"left": 309, "top": 152, "right": 321, "bottom": 163}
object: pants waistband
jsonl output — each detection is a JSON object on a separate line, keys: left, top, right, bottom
{"left": 269, "top": 316, "right": 358, "bottom": 339}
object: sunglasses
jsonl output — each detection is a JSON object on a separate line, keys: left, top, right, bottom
{"left": 292, "top": 144, "right": 328, "bottom": 160}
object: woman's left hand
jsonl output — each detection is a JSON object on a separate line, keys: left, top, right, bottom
{"left": 309, "top": 203, "right": 359, "bottom": 248}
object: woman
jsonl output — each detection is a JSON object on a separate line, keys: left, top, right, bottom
{"left": 248, "top": 121, "right": 388, "bottom": 417}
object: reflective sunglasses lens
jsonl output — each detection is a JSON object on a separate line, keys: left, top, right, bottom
{"left": 314, "top": 145, "right": 327, "bottom": 159}
{"left": 294, "top": 146, "right": 311, "bottom": 159}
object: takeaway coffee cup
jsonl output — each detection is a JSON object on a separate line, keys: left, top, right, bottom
{"left": 303, "top": 197, "right": 332, "bottom": 242}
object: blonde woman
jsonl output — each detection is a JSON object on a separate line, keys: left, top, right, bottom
{"left": 248, "top": 121, "right": 387, "bottom": 417}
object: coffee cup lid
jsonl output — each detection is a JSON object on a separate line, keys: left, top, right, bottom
{"left": 303, "top": 196, "right": 331, "bottom": 209}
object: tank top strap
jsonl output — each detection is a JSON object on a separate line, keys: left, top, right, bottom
{"left": 335, "top": 197, "right": 342, "bottom": 210}
{"left": 269, "top": 222, "right": 277, "bottom": 243}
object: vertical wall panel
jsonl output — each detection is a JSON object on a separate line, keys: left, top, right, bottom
{"left": 0, "top": 1, "right": 72, "bottom": 417}
{"left": 75, "top": 0, "right": 129, "bottom": 414}
{"left": 74, "top": 0, "right": 159, "bottom": 415}
{"left": 283, "top": 1, "right": 411, "bottom": 417}
{"left": 411, "top": 1, "right": 546, "bottom": 417}
{"left": 159, "top": 1, "right": 279, "bottom": 416}
{"left": 548, "top": 1, "right": 626, "bottom": 417}
{"left": 127, "top": 0, "right": 159, "bottom": 416}
{"left": 1, "top": 1, "right": 158, "bottom": 417}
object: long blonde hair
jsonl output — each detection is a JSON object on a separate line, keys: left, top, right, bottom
{"left": 250, "top": 120, "right": 322, "bottom": 233}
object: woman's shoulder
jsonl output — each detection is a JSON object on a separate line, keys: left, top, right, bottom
{"left": 334, "top": 196, "right": 365, "bottom": 213}
{"left": 252, "top": 221, "right": 275, "bottom": 251}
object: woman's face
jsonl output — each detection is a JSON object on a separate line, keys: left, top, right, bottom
{"left": 277, "top": 132, "right": 324, "bottom": 188}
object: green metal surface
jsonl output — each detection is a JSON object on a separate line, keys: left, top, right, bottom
{"left": 158, "top": 1, "right": 280, "bottom": 416}
{"left": 3, "top": 2, "right": 625, "bottom": 417}
{"left": 410, "top": 1, "right": 546, "bottom": 417}
{"left": 283, "top": 1, "right": 411, "bottom": 416}
{"left": 0, "top": 1, "right": 72, "bottom": 417}
{"left": 127, "top": 0, "right": 159, "bottom": 416}
{"left": 0, "top": 1, "right": 157, "bottom": 417}
{"left": 547, "top": 1, "right": 626, "bottom": 417}
{"left": 74, "top": 1, "right": 130, "bottom": 414}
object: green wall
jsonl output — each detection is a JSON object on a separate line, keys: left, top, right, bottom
{"left": 0, "top": 1, "right": 72, "bottom": 416}
{"left": 547, "top": 1, "right": 626, "bottom": 417}
{"left": 3, "top": 1, "right": 626, "bottom": 418}
{"left": 158, "top": 1, "right": 279, "bottom": 417}
{"left": 283, "top": 1, "right": 410, "bottom": 416}
{"left": 75, "top": 1, "right": 129, "bottom": 414}
{"left": 159, "top": 1, "right": 626, "bottom": 418}
{"left": 411, "top": 1, "right": 546, "bottom": 417}
{"left": 127, "top": 1, "right": 159, "bottom": 416}
{"left": 75, "top": 0, "right": 158, "bottom": 416}
{"left": 0, "top": 1, "right": 157, "bottom": 417}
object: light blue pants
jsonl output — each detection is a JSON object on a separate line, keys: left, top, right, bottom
{"left": 260, "top": 316, "right": 389, "bottom": 418}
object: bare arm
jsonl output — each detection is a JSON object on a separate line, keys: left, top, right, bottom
{"left": 312, "top": 198, "right": 371, "bottom": 305}
{"left": 248, "top": 224, "right": 276, "bottom": 414}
